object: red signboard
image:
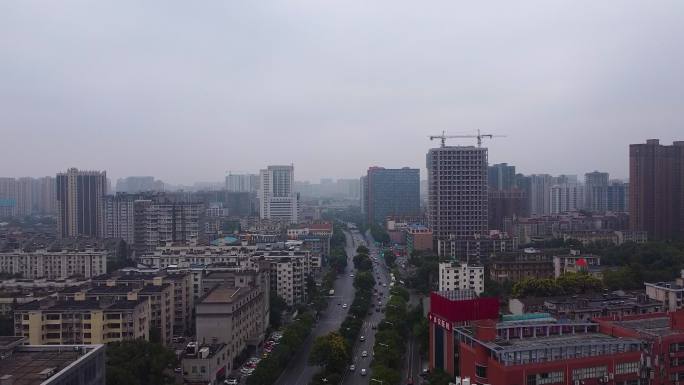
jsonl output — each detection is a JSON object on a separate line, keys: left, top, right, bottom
{"left": 430, "top": 292, "right": 499, "bottom": 323}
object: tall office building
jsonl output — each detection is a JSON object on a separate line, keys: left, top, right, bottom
{"left": 225, "top": 173, "right": 259, "bottom": 193}
{"left": 56, "top": 168, "right": 107, "bottom": 238}
{"left": 364, "top": 167, "right": 420, "bottom": 224}
{"left": 630, "top": 139, "right": 684, "bottom": 240}
{"left": 427, "top": 146, "right": 488, "bottom": 256}
{"left": 550, "top": 183, "right": 584, "bottom": 214}
{"left": 488, "top": 163, "right": 516, "bottom": 190}
{"left": 585, "top": 171, "right": 609, "bottom": 212}
{"left": 359, "top": 176, "right": 368, "bottom": 215}
{"left": 258, "top": 165, "right": 300, "bottom": 223}
{"left": 607, "top": 180, "right": 629, "bottom": 213}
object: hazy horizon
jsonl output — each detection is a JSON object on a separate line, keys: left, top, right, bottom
{"left": 2, "top": 1, "right": 683, "bottom": 184}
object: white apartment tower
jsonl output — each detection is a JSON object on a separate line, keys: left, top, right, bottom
{"left": 438, "top": 262, "right": 485, "bottom": 295}
{"left": 426, "top": 146, "right": 488, "bottom": 256}
{"left": 258, "top": 165, "right": 300, "bottom": 223}
{"left": 550, "top": 183, "right": 585, "bottom": 214}
{"left": 225, "top": 173, "right": 258, "bottom": 193}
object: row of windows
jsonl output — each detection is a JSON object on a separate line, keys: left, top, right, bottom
{"left": 615, "top": 361, "right": 639, "bottom": 375}
{"left": 527, "top": 371, "right": 564, "bottom": 385}
{"left": 572, "top": 366, "right": 607, "bottom": 380}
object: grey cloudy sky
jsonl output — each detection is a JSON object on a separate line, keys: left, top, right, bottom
{"left": 1, "top": 1, "right": 683, "bottom": 184}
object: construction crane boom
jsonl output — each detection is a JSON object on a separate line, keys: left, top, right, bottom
{"left": 428, "top": 129, "right": 506, "bottom": 147}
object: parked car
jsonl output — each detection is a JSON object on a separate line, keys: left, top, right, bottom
{"left": 361, "top": 369, "right": 367, "bottom": 376}
{"left": 362, "top": 350, "right": 368, "bottom": 357}
{"left": 349, "top": 364, "right": 355, "bottom": 371}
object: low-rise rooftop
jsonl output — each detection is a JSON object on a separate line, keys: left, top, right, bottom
{"left": 0, "top": 343, "right": 104, "bottom": 385}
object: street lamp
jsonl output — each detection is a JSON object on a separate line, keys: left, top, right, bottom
{"left": 370, "top": 378, "right": 384, "bottom": 385}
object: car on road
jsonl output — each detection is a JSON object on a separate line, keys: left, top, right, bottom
{"left": 360, "top": 369, "right": 367, "bottom": 376}
{"left": 349, "top": 274, "right": 355, "bottom": 277}
{"left": 362, "top": 350, "right": 368, "bottom": 357}
{"left": 349, "top": 364, "right": 355, "bottom": 371}
{"left": 224, "top": 379, "right": 238, "bottom": 385}
{"left": 342, "top": 303, "right": 348, "bottom": 308}
{"left": 360, "top": 335, "right": 365, "bottom": 341}
{"left": 174, "top": 367, "right": 182, "bottom": 373}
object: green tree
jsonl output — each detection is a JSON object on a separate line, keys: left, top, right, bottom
{"left": 106, "top": 340, "right": 176, "bottom": 385}
{"left": 370, "top": 364, "right": 402, "bottom": 385}
{"left": 270, "top": 292, "right": 288, "bottom": 328}
{"left": 353, "top": 271, "right": 375, "bottom": 292}
{"left": 427, "top": 368, "right": 454, "bottom": 385}
{"left": 356, "top": 245, "right": 369, "bottom": 255}
{"left": 309, "top": 332, "right": 349, "bottom": 373}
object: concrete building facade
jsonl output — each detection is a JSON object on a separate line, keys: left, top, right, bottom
{"left": 56, "top": 168, "right": 107, "bottom": 238}
{"left": 258, "top": 165, "right": 299, "bottom": 224}
{"left": 629, "top": 139, "right": 684, "bottom": 240}
{"left": 427, "top": 146, "right": 488, "bottom": 256}
{"left": 0, "top": 248, "right": 107, "bottom": 279}
{"left": 364, "top": 167, "right": 420, "bottom": 224}
{"left": 438, "top": 262, "right": 485, "bottom": 294}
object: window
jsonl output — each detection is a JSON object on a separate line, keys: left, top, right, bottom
{"left": 572, "top": 366, "right": 607, "bottom": 380}
{"left": 475, "top": 365, "right": 487, "bottom": 378}
{"left": 615, "top": 362, "right": 639, "bottom": 375}
{"left": 527, "top": 371, "right": 564, "bottom": 385}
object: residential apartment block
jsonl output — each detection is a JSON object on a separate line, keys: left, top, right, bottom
{"left": 133, "top": 199, "right": 203, "bottom": 255}
{"left": 195, "top": 283, "right": 267, "bottom": 370}
{"left": 438, "top": 262, "right": 484, "bottom": 294}
{"left": 427, "top": 146, "right": 488, "bottom": 256}
{"left": 258, "top": 165, "right": 299, "bottom": 224}
{"left": 14, "top": 298, "right": 149, "bottom": 345}
{"left": 630, "top": 139, "right": 684, "bottom": 240}
{"left": 0, "top": 247, "right": 107, "bottom": 279}
{"left": 56, "top": 168, "right": 107, "bottom": 238}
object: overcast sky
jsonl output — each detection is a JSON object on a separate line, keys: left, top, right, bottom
{"left": 1, "top": 1, "right": 683, "bottom": 184}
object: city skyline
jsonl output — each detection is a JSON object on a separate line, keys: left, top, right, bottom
{"left": 3, "top": 1, "right": 684, "bottom": 183}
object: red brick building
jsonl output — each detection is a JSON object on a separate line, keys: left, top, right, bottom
{"left": 454, "top": 320, "right": 642, "bottom": 385}
{"left": 428, "top": 290, "right": 499, "bottom": 375}
{"left": 597, "top": 311, "right": 684, "bottom": 384}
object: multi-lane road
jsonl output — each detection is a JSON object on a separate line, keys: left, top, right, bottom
{"left": 273, "top": 227, "right": 360, "bottom": 385}
{"left": 340, "top": 229, "right": 393, "bottom": 385}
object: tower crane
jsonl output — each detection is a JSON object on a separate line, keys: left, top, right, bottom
{"left": 428, "top": 129, "right": 506, "bottom": 148}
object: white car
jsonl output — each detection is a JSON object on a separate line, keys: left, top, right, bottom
{"left": 360, "top": 336, "right": 365, "bottom": 341}
{"left": 350, "top": 274, "right": 355, "bottom": 278}
{"left": 342, "top": 303, "right": 348, "bottom": 308}
{"left": 362, "top": 350, "right": 368, "bottom": 357}
{"left": 349, "top": 364, "right": 356, "bottom": 371}
{"left": 360, "top": 369, "right": 367, "bottom": 376}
